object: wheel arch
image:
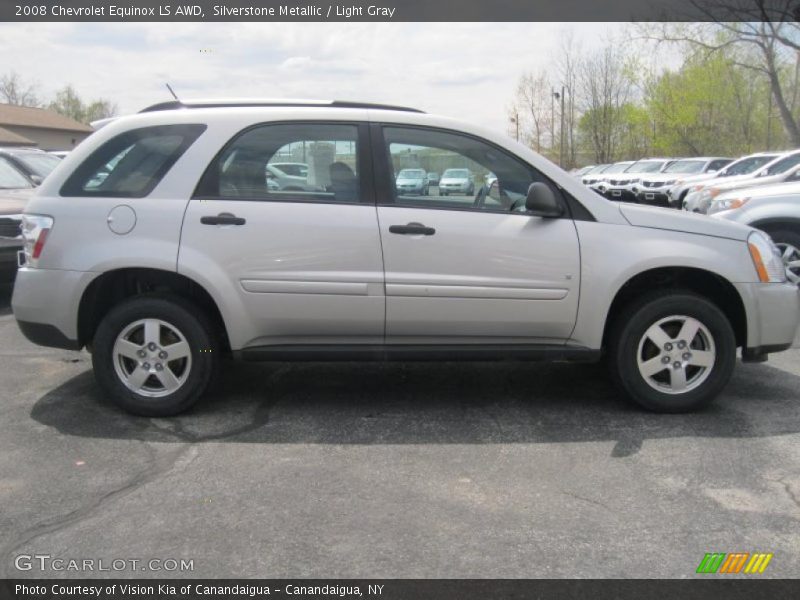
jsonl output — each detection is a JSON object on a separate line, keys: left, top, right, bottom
{"left": 750, "top": 217, "right": 800, "bottom": 236}
{"left": 601, "top": 266, "right": 747, "bottom": 350}
{"left": 77, "top": 267, "right": 230, "bottom": 352}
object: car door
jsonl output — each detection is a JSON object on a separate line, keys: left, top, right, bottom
{"left": 372, "top": 124, "right": 581, "bottom": 343}
{"left": 179, "top": 121, "right": 385, "bottom": 350}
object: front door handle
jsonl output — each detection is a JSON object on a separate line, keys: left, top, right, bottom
{"left": 200, "top": 213, "right": 246, "bottom": 226}
{"left": 389, "top": 222, "right": 436, "bottom": 236}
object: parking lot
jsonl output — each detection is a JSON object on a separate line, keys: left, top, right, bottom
{"left": 1, "top": 280, "right": 799, "bottom": 579}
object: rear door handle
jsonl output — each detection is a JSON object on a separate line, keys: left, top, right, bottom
{"left": 389, "top": 222, "right": 436, "bottom": 236}
{"left": 200, "top": 213, "right": 246, "bottom": 226}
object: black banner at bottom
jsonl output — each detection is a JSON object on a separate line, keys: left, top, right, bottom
{"left": 2, "top": 579, "right": 800, "bottom": 600}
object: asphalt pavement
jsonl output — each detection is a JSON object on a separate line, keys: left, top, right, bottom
{"left": 1, "top": 282, "right": 799, "bottom": 578}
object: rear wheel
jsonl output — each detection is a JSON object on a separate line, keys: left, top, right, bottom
{"left": 92, "top": 295, "right": 219, "bottom": 416}
{"left": 609, "top": 291, "right": 736, "bottom": 412}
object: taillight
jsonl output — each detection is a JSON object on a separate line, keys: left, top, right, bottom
{"left": 21, "top": 214, "right": 53, "bottom": 267}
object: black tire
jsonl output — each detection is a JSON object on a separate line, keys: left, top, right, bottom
{"left": 608, "top": 290, "right": 736, "bottom": 413}
{"left": 92, "top": 294, "right": 219, "bottom": 417}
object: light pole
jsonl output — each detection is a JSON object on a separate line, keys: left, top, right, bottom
{"left": 509, "top": 111, "right": 519, "bottom": 142}
{"left": 552, "top": 88, "right": 565, "bottom": 168}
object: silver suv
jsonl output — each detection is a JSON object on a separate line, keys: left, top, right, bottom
{"left": 11, "top": 99, "right": 800, "bottom": 416}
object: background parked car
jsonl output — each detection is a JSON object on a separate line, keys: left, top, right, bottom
{"left": 637, "top": 157, "right": 732, "bottom": 207}
{"left": 426, "top": 171, "right": 439, "bottom": 186}
{"left": 604, "top": 158, "right": 673, "bottom": 202}
{"left": 587, "top": 161, "right": 633, "bottom": 195}
{"left": 0, "top": 159, "right": 35, "bottom": 281}
{"left": 580, "top": 163, "right": 611, "bottom": 186}
{"left": 266, "top": 163, "right": 319, "bottom": 192}
{"left": 669, "top": 152, "right": 779, "bottom": 208}
{"left": 269, "top": 162, "right": 309, "bottom": 178}
{"left": 439, "top": 168, "right": 474, "bottom": 196}
{"left": 0, "top": 147, "right": 62, "bottom": 186}
{"left": 686, "top": 150, "right": 800, "bottom": 213}
{"left": 711, "top": 181, "right": 800, "bottom": 283}
{"left": 395, "top": 168, "right": 429, "bottom": 196}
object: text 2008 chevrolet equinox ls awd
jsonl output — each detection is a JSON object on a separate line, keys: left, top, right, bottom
{"left": 11, "top": 100, "right": 800, "bottom": 415}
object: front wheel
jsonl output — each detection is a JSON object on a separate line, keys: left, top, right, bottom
{"left": 92, "top": 295, "right": 219, "bottom": 416}
{"left": 609, "top": 291, "right": 736, "bottom": 413}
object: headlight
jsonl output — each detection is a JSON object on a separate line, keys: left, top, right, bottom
{"left": 663, "top": 180, "right": 675, "bottom": 186}
{"left": 21, "top": 214, "right": 53, "bottom": 268}
{"left": 708, "top": 197, "right": 750, "bottom": 215}
{"left": 708, "top": 188, "right": 722, "bottom": 198}
{"left": 748, "top": 231, "right": 786, "bottom": 282}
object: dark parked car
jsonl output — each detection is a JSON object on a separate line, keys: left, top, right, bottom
{"left": 0, "top": 148, "right": 62, "bottom": 186}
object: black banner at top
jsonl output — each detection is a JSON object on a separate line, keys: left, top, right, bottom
{"left": 1, "top": 0, "right": 799, "bottom": 22}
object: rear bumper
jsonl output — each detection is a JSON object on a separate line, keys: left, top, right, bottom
{"left": 11, "top": 267, "right": 98, "bottom": 349}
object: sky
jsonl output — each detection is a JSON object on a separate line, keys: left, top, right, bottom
{"left": 1, "top": 22, "right": 627, "bottom": 134}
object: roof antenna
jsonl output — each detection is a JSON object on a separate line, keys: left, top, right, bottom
{"left": 165, "top": 83, "right": 179, "bottom": 101}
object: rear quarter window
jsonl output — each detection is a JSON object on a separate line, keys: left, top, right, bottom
{"left": 60, "top": 124, "right": 206, "bottom": 198}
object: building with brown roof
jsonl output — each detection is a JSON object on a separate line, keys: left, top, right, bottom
{"left": 0, "top": 103, "right": 93, "bottom": 151}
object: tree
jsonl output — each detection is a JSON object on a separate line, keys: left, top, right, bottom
{"left": 0, "top": 71, "right": 40, "bottom": 107}
{"left": 48, "top": 85, "right": 117, "bottom": 124}
{"left": 644, "top": 52, "right": 773, "bottom": 155}
{"left": 575, "top": 40, "right": 633, "bottom": 162}
{"left": 511, "top": 69, "right": 552, "bottom": 153}
{"left": 640, "top": 2, "right": 800, "bottom": 145}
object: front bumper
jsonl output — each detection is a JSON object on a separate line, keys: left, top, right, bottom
{"left": 11, "top": 267, "right": 99, "bottom": 349}
{"left": 636, "top": 189, "right": 671, "bottom": 206}
{"left": 735, "top": 281, "right": 800, "bottom": 355}
{"left": 603, "top": 187, "right": 637, "bottom": 202}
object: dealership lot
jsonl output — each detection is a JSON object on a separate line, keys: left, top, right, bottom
{"left": 0, "top": 281, "right": 799, "bottom": 578}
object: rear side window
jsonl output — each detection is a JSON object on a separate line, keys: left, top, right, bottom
{"left": 194, "top": 122, "right": 362, "bottom": 204}
{"left": 60, "top": 124, "right": 206, "bottom": 198}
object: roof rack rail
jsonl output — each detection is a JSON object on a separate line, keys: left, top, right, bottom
{"left": 139, "top": 99, "right": 424, "bottom": 114}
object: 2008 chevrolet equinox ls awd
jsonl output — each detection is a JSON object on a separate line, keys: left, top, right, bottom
{"left": 11, "top": 99, "right": 800, "bottom": 416}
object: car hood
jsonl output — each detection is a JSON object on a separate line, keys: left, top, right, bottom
{"left": 0, "top": 187, "right": 34, "bottom": 216}
{"left": 641, "top": 172, "right": 702, "bottom": 183}
{"left": 716, "top": 180, "right": 800, "bottom": 201}
{"left": 710, "top": 174, "right": 785, "bottom": 193}
{"left": 695, "top": 172, "right": 764, "bottom": 191}
{"left": 618, "top": 203, "right": 751, "bottom": 241}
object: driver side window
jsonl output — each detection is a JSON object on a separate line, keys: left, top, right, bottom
{"left": 382, "top": 126, "right": 541, "bottom": 213}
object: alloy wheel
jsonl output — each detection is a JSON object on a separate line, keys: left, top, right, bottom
{"left": 636, "top": 315, "right": 716, "bottom": 395}
{"left": 112, "top": 318, "right": 192, "bottom": 398}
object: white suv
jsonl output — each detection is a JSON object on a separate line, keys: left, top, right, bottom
{"left": 11, "top": 99, "right": 800, "bottom": 416}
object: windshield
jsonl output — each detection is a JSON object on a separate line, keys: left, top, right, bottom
{"left": 398, "top": 169, "right": 425, "bottom": 178}
{"left": 663, "top": 160, "right": 705, "bottom": 174}
{"left": 443, "top": 169, "right": 469, "bottom": 178}
{"left": 0, "top": 159, "right": 33, "bottom": 189}
{"left": 14, "top": 152, "right": 61, "bottom": 178}
{"left": 764, "top": 153, "right": 800, "bottom": 175}
{"left": 628, "top": 160, "right": 666, "bottom": 173}
{"left": 603, "top": 163, "right": 633, "bottom": 174}
{"left": 725, "top": 155, "right": 777, "bottom": 176}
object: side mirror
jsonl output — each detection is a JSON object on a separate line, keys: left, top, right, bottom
{"left": 525, "top": 182, "right": 564, "bottom": 218}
